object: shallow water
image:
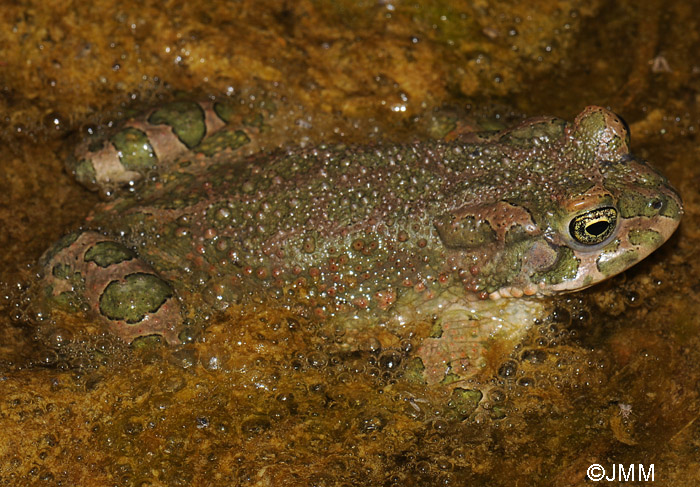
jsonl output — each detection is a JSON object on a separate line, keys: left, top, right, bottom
{"left": 1, "top": 0, "right": 699, "bottom": 485}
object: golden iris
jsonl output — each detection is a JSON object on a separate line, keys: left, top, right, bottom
{"left": 569, "top": 207, "right": 617, "bottom": 245}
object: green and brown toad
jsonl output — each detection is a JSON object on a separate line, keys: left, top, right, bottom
{"left": 37, "top": 100, "right": 682, "bottom": 379}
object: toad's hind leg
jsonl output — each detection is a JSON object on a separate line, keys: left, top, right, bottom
{"left": 66, "top": 99, "right": 264, "bottom": 196}
{"left": 39, "top": 231, "right": 181, "bottom": 344}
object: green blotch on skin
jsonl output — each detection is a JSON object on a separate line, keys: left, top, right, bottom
{"left": 619, "top": 191, "right": 680, "bottom": 219}
{"left": 213, "top": 101, "right": 269, "bottom": 128}
{"left": 84, "top": 241, "right": 136, "bottom": 268}
{"left": 52, "top": 263, "right": 75, "bottom": 279}
{"left": 111, "top": 127, "right": 157, "bottom": 172}
{"left": 532, "top": 247, "right": 579, "bottom": 285}
{"left": 213, "top": 101, "right": 236, "bottom": 123}
{"left": 130, "top": 335, "right": 165, "bottom": 349}
{"left": 478, "top": 238, "right": 533, "bottom": 292}
{"left": 243, "top": 112, "right": 268, "bottom": 130}
{"left": 659, "top": 195, "right": 682, "bottom": 220}
{"left": 51, "top": 291, "right": 83, "bottom": 312}
{"left": 490, "top": 406, "right": 507, "bottom": 420}
{"left": 601, "top": 238, "right": 620, "bottom": 253}
{"left": 41, "top": 232, "right": 80, "bottom": 267}
{"left": 440, "top": 373, "right": 462, "bottom": 386}
{"left": 448, "top": 388, "right": 483, "bottom": 421}
{"left": 196, "top": 129, "right": 250, "bottom": 157}
{"left": 435, "top": 215, "right": 497, "bottom": 249}
{"left": 100, "top": 273, "right": 173, "bottom": 323}
{"left": 574, "top": 110, "right": 629, "bottom": 157}
{"left": 46, "top": 267, "right": 86, "bottom": 312}
{"left": 429, "top": 321, "right": 443, "bottom": 339}
{"left": 618, "top": 191, "right": 656, "bottom": 218}
{"left": 404, "top": 357, "right": 427, "bottom": 384}
{"left": 500, "top": 119, "right": 566, "bottom": 148}
{"left": 404, "top": 357, "right": 426, "bottom": 384}
{"left": 71, "top": 157, "right": 97, "bottom": 188}
{"left": 148, "top": 101, "right": 206, "bottom": 149}
{"left": 596, "top": 249, "right": 639, "bottom": 276}
{"left": 629, "top": 229, "right": 663, "bottom": 247}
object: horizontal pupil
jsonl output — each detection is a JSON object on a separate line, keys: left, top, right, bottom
{"left": 586, "top": 220, "right": 609, "bottom": 236}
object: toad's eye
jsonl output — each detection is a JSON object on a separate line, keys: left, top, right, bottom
{"left": 569, "top": 207, "right": 618, "bottom": 245}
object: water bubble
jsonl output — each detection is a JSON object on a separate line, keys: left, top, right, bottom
{"left": 47, "top": 328, "right": 74, "bottom": 348}
{"left": 520, "top": 349, "right": 546, "bottom": 364}
{"left": 498, "top": 360, "right": 518, "bottom": 378}
{"left": 378, "top": 351, "right": 402, "bottom": 370}
{"left": 307, "top": 351, "right": 328, "bottom": 368}
{"left": 358, "top": 414, "right": 386, "bottom": 433}
{"left": 488, "top": 388, "right": 506, "bottom": 403}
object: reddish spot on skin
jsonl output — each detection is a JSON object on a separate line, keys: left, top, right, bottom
{"left": 313, "top": 307, "right": 326, "bottom": 319}
{"left": 293, "top": 265, "right": 303, "bottom": 275}
{"left": 414, "top": 282, "right": 426, "bottom": 292}
{"left": 352, "top": 296, "right": 369, "bottom": 309}
{"left": 243, "top": 266, "right": 254, "bottom": 276}
{"left": 470, "top": 265, "right": 480, "bottom": 275}
{"left": 256, "top": 267, "right": 268, "bottom": 279}
{"left": 417, "top": 238, "right": 427, "bottom": 248}
{"left": 327, "top": 287, "right": 336, "bottom": 297}
{"left": 196, "top": 244, "right": 206, "bottom": 254}
{"left": 332, "top": 274, "right": 341, "bottom": 283}
{"left": 478, "top": 291, "right": 489, "bottom": 300}
{"left": 402, "top": 278, "right": 413, "bottom": 287}
{"left": 295, "top": 277, "right": 307, "bottom": 287}
{"left": 438, "top": 273, "right": 449, "bottom": 284}
{"left": 309, "top": 267, "right": 321, "bottom": 278}
{"left": 461, "top": 275, "right": 478, "bottom": 291}
{"left": 204, "top": 228, "right": 217, "bottom": 239}
{"left": 272, "top": 267, "right": 283, "bottom": 278}
{"left": 374, "top": 288, "right": 396, "bottom": 310}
